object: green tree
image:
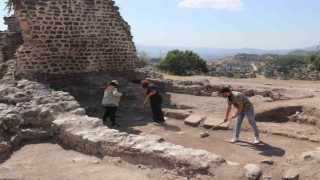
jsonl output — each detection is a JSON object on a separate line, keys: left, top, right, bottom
{"left": 268, "top": 55, "right": 307, "bottom": 68}
{"left": 157, "top": 50, "right": 208, "bottom": 76}
{"left": 308, "top": 52, "right": 320, "bottom": 71}
{"left": 4, "top": 0, "right": 14, "bottom": 14}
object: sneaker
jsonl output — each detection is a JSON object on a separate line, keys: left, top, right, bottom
{"left": 230, "top": 137, "right": 239, "bottom": 143}
{"left": 254, "top": 137, "right": 260, "bottom": 144}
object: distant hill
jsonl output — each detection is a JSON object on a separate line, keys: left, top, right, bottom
{"left": 216, "top": 53, "right": 279, "bottom": 63}
{"left": 287, "top": 50, "right": 315, "bottom": 56}
{"left": 135, "top": 44, "right": 318, "bottom": 61}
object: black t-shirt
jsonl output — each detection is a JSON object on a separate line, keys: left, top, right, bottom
{"left": 147, "top": 84, "right": 159, "bottom": 95}
{"left": 147, "top": 84, "right": 161, "bottom": 101}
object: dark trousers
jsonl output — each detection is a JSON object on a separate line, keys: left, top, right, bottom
{"left": 150, "top": 95, "right": 165, "bottom": 122}
{"left": 103, "top": 106, "right": 117, "bottom": 125}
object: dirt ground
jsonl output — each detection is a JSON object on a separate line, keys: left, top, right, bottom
{"left": 111, "top": 98, "right": 319, "bottom": 165}
{"left": 0, "top": 141, "right": 184, "bottom": 180}
{"left": 106, "top": 75, "right": 320, "bottom": 164}
{"left": 1, "top": 75, "right": 320, "bottom": 179}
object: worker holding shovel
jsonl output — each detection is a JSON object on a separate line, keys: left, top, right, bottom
{"left": 140, "top": 80, "right": 165, "bottom": 123}
{"left": 219, "top": 87, "right": 260, "bottom": 144}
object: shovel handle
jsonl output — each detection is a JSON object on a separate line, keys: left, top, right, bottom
{"left": 209, "top": 121, "right": 226, "bottom": 130}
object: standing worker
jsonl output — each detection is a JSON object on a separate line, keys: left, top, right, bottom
{"left": 141, "top": 80, "right": 165, "bottom": 123}
{"left": 101, "top": 80, "right": 123, "bottom": 127}
{"left": 219, "top": 87, "right": 260, "bottom": 144}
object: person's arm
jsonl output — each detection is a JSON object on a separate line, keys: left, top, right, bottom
{"left": 232, "top": 103, "right": 243, "bottom": 119}
{"left": 112, "top": 88, "right": 123, "bottom": 96}
{"left": 142, "top": 96, "right": 149, "bottom": 109}
{"left": 142, "top": 90, "right": 156, "bottom": 109}
{"left": 149, "top": 89, "right": 157, "bottom": 96}
{"left": 224, "top": 104, "right": 232, "bottom": 122}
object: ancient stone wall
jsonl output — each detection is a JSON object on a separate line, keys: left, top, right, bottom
{"left": 0, "top": 31, "right": 23, "bottom": 62}
{"left": 4, "top": 15, "right": 21, "bottom": 32}
{"left": 0, "top": 16, "right": 22, "bottom": 62}
{"left": 13, "top": 0, "right": 136, "bottom": 75}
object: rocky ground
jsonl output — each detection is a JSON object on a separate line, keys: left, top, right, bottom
{"left": 0, "top": 141, "right": 185, "bottom": 180}
{"left": 1, "top": 64, "right": 320, "bottom": 179}
{"left": 54, "top": 71, "right": 320, "bottom": 179}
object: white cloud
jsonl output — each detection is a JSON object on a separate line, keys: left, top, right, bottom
{"left": 178, "top": 0, "right": 244, "bottom": 10}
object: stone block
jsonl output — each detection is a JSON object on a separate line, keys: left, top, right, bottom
{"left": 85, "top": 135, "right": 104, "bottom": 147}
{"left": 152, "top": 143, "right": 171, "bottom": 153}
{"left": 119, "top": 141, "right": 136, "bottom": 151}
{"left": 37, "top": 130, "right": 51, "bottom": 139}
{"left": 300, "top": 151, "right": 317, "bottom": 160}
{"left": 162, "top": 108, "right": 191, "bottom": 120}
{"left": 244, "top": 163, "right": 262, "bottom": 180}
{"left": 184, "top": 115, "right": 203, "bottom": 127}
{"left": 202, "top": 117, "right": 229, "bottom": 129}
{"left": 20, "top": 128, "right": 38, "bottom": 139}
{"left": 72, "top": 108, "right": 86, "bottom": 116}
{"left": 243, "top": 89, "right": 254, "bottom": 97}
{"left": 10, "top": 134, "right": 22, "bottom": 148}
{"left": 283, "top": 168, "right": 299, "bottom": 180}
{"left": 131, "top": 141, "right": 155, "bottom": 152}
{"left": 254, "top": 89, "right": 270, "bottom": 97}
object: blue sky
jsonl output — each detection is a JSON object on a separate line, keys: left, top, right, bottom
{"left": 1, "top": 0, "right": 319, "bottom": 50}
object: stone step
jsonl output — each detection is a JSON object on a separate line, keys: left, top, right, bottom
{"left": 202, "top": 117, "right": 229, "bottom": 129}
{"left": 184, "top": 115, "right": 204, "bottom": 127}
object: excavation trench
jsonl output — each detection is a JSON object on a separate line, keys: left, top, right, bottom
{"left": 255, "top": 106, "right": 303, "bottom": 123}
{"left": 1, "top": 74, "right": 320, "bottom": 179}
{"left": 256, "top": 105, "right": 320, "bottom": 128}
{"left": 53, "top": 79, "right": 319, "bottom": 165}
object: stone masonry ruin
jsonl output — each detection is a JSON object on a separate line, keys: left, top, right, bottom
{"left": 1, "top": 1, "right": 320, "bottom": 179}
{"left": 0, "top": 16, "right": 23, "bottom": 63}
{"left": 11, "top": 0, "right": 137, "bottom": 76}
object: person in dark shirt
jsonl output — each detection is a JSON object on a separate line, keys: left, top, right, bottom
{"left": 219, "top": 87, "right": 260, "bottom": 144}
{"left": 141, "top": 80, "right": 165, "bottom": 123}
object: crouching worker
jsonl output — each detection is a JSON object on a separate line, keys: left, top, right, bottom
{"left": 219, "top": 87, "right": 260, "bottom": 144}
{"left": 101, "top": 80, "right": 123, "bottom": 127}
{"left": 141, "top": 80, "right": 165, "bottom": 123}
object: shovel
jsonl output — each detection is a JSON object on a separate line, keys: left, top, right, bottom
{"left": 200, "top": 118, "right": 232, "bottom": 138}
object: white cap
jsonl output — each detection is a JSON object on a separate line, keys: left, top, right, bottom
{"left": 111, "top": 80, "right": 119, "bottom": 85}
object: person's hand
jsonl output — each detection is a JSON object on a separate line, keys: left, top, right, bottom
{"left": 149, "top": 90, "right": 156, "bottom": 96}
{"left": 224, "top": 115, "right": 237, "bottom": 122}
{"left": 140, "top": 103, "right": 147, "bottom": 112}
{"left": 107, "top": 85, "right": 115, "bottom": 91}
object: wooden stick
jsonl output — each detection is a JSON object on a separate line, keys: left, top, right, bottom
{"left": 209, "top": 121, "right": 226, "bottom": 130}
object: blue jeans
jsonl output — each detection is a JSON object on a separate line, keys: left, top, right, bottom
{"left": 234, "top": 107, "right": 259, "bottom": 138}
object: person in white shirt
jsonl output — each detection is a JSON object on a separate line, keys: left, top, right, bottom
{"left": 101, "top": 80, "right": 122, "bottom": 127}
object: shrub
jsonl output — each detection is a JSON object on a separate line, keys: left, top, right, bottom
{"left": 157, "top": 50, "right": 208, "bottom": 76}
